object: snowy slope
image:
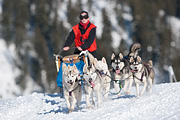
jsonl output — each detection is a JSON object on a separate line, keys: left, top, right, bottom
{"left": 0, "top": 39, "right": 42, "bottom": 99}
{"left": 0, "top": 82, "right": 180, "bottom": 120}
{"left": 0, "top": 39, "right": 21, "bottom": 99}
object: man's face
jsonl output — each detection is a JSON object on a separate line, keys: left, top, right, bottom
{"left": 80, "top": 13, "right": 89, "bottom": 23}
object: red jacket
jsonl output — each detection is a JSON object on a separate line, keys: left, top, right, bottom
{"left": 72, "top": 23, "right": 97, "bottom": 52}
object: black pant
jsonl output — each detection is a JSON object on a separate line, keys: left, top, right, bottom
{"left": 74, "top": 49, "right": 96, "bottom": 58}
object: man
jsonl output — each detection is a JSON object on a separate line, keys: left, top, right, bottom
{"left": 63, "top": 11, "right": 97, "bottom": 57}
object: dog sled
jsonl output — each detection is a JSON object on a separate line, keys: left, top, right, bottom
{"left": 54, "top": 50, "right": 125, "bottom": 97}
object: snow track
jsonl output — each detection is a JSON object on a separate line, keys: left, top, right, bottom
{"left": 0, "top": 82, "right": 180, "bottom": 120}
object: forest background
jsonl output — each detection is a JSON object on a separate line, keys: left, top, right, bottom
{"left": 1, "top": 0, "right": 180, "bottom": 98}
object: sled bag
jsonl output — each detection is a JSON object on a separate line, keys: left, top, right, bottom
{"left": 56, "top": 60, "right": 85, "bottom": 88}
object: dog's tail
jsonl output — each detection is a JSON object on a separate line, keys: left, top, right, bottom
{"left": 128, "top": 43, "right": 141, "bottom": 58}
{"left": 129, "top": 43, "right": 141, "bottom": 52}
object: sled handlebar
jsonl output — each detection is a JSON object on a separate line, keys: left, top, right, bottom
{"left": 57, "top": 47, "right": 77, "bottom": 55}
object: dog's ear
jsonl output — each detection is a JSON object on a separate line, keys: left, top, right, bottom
{"left": 62, "top": 63, "right": 68, "bottom": 75}
{"left": 62, "top": 63, "right": 67, "bottom": 71}
{"left": 111, "top": 53, "right": 115, "bottom": 60}
{"left": 67, "top": 64, "right": 71, "bottom": 69}
{"left": 148, "top": 60, "right": 153, "bottom": 67}
{"left": 73, "top": 64, "right": 77, "bottom": 70}
{"left": 148, "top": 60, "right": 153, "bottom": 66}
{"left": 129, "top": 57, "right": 134, "bottom": 63}
{"left": 83, "top": 64, "right": 88, "bottom": 72}
{"left": 91, "top": 63, "right": 96, "bottom": 70}
{"left": 102, "top": 57, "right": 106, "bottom": 64}
{"left": 72, "top": 64, "right": 78, "bottom": 74}
{"left": 119, "top": 53, "right": 123, "bottom": 60}
{"left": 137, "top": 56, "right": 142, "bottom": 62}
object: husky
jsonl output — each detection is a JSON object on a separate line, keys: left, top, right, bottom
{"left": 110, "top": 43, "right": 141, "bottom": 96}
{"left": 111, "top": 53, "right": 133, "bottom": 96}
{"left": 80, "top": 50, "right": 111, "bottom": 100}
{"left": 93, "top": 57, "right": 111, "bottom": 99}
{"left": 129, "top": 56, "right": 155, "bottom": 97}
{"left": 83, "top": 64, "right": 102, "bottom": 108}
{"left": 62, "top": 64, "right": 82, "bottom": 113}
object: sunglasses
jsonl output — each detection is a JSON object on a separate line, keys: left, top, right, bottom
{"left": 79, "top": 14, "right": 89, "bottom": 20}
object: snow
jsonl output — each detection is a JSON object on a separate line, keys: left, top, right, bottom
{"left": 168, "top": 16, "right": 180, "bottom": 49}
{"left": 0, "top": 1, "right": 180, "bottom": 119}
{"left": 0, "top": 39, "right": 21, "bottom": 99}
{"left": 0, "top": 82, "right": 180, "bottom": 120}
{"left": 81, "top": 0, "right": 89, "bottom": 11}
{"left": 0, "top": 39, "right": 42, "bottom": 99}
{"left": 111, "top": 31, "right": 121, "bottom": 49}
{"left": 57, "top": 0, "right": 71, "bottom": 29}
{"left": 90, "top": 0, "right": 105, "bottom": 38}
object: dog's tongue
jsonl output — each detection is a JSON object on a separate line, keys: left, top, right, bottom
{"left": 131, "top": 69, "right": 137, "bottom": 72}
{"left": 116, "top": 70, "right": 120, "bottom": 74}
{"left": 91, "top": 81, "right": 95, "bottom": 87}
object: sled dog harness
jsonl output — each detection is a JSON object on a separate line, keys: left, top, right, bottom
{"left": 132, "top": 64, "right": 150, "bottom": 82}
{"left": 64, "top": 77, "right": 80, "bottom": 96}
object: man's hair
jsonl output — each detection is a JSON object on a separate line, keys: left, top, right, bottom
{"left": 79, "top": 11, "right": 89, "bottom": 17}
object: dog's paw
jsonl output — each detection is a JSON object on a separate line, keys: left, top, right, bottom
{"left": 87, "top": 105, "right": 95, "bottom": 109}
{"left": 87, "top": 106, "right": 92, "bottom": 109}
{"left": 68, "top": 108, "right": 74, "bottom": 113}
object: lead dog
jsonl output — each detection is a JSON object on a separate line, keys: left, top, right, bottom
{"left": 62, "top": 64, "right": 82, "bottom": 113}
{"left": 83, "top": 64, "right": 102, "bottom": 108}
{"left": 129, "top": 56, "right": 155, "bottom": 97}
{"left": 111, "top": 53, "right": 133, "bottom": 96}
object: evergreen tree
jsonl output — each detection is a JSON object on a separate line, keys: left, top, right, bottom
{"left": 1, "top": 0, "right": 14, "bottom": 44}
{"left": 67, "top": 0, "right": 81, "bottom": 26}
{"left": 1, "top": 0, "right": 180, "bottom": 96}
{"left": 128, "top": 0, "right": 179, "bottom": 82}
{"left": 2, "top": 0, "right": 31, "bottom": 90}
{"left": 97, "top": 8, "right": 113, "bottom": 64}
